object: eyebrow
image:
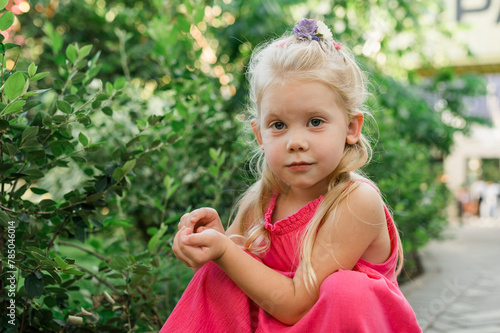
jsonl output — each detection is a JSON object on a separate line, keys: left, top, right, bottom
{"left": 262, "top": 109, "right": 330, "bottom": 121}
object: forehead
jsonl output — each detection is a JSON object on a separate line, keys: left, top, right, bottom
{"left": 259, "top": 80, "right": 344, "bottom": 118}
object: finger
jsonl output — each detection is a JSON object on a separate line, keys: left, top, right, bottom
{"left": 177, "top": 239, "right": 208, "bottom": 267}
{"left": 180, "top": 227, "right": 193, "bottom": 243}
{"left": 173, "top": 228, "right": 193, "bottom": 267}
{"left": 188, "top": 208, "right": 219, "bottom": 232}
{"left": 178, "top": 213, "right": 190, "bottom": 230}
{"left": 177, "top": 229, "right": 205, "bottom": 267}
{"left": 188, "top": 208, "right": 216, "bottom": 225}
{"left": 182, "top": 230, "right": 215, "bottom": 247}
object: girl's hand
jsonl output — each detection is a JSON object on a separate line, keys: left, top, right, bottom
{"left": 177, "top": 208, "right": 224, "bottom": 234}
{"left": 173, "top": 227, "right": 228, "bottom": 268}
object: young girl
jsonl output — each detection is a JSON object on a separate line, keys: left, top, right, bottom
{"left": 161, "top": 18, "right": 421, "bottom": 332}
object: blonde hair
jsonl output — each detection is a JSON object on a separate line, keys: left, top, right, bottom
{"left": 232, "top": 32, "right": 403, "bottom": 293}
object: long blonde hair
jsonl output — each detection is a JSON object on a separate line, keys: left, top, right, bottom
{"left": 232, "top": 31, "right": 403, "bottom": 293}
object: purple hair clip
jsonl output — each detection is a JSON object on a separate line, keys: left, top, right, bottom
{"left": 293, "top": 18, "right": 341, "bottom": 50}
{"left": 293, "top": 18, "right": 321, "bottom": 41}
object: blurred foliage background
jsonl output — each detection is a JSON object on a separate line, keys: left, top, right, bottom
{"left": 0, "top": 0, "right": 487, "bottom": 331}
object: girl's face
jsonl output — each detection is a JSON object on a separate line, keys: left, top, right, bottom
{"left": 252, "top": 80, "right": 363, "bottom": 199}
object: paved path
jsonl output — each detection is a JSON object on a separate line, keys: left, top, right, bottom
{"left": 401, "top": 217, "right": 500, "bottom": 332}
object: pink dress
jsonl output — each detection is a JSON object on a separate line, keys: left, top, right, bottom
{"left": 161, "top": 184, "right": 421, "bottom": 332}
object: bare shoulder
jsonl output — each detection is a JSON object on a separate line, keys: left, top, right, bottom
{"left": 297, "top": 177, "right": 387, "bottom": 287}
{"left": 342, "top": 179, "right": 385, "bottom": 227}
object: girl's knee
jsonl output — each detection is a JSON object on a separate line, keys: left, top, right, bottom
{"left": 320, "top": 269, "right": 371, "bottom": 303}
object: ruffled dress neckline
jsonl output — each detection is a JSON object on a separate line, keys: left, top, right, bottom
{"left": 263, "top": 193, "right": 323, "bottom": 235}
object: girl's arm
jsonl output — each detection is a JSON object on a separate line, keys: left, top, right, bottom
{"left": 179, "top": 182, "right": 389, "bottom": 325}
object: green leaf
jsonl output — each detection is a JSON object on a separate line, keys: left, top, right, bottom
{"left": 63, "top": 268, "right": 84, "bottom": 276}
{"left": 34, "top": 270, "right": 44, "bottom": 279}
{"left": 90, "top": 217, "right": 103, "bottom": 228}
{"left": 95, "top": 93, "right": 108, "bottom": 101}
{"left": 102, "top": 106, "right": 113, "bottom": 116}
{"left": 32, "top": 72, "right": 49, "bottom": 81}
{"left": 23, "top": 88, "right": 50, "bottom": 98}
{"left": 148, "top": 224, "right": 168, "bottom": 253}
{"left": 30, "top": 187, "right": 49, "bottom": 195}
{"left": 13, "top": 183, "right": 27, "bottom": 199}
{"left": 75, "top": 224, "right": 86, "bottom": 243}
{"left": 66, "top": 44, "right": 78, "bottom": 63}
{"left": 63, "top": 94, "right": 79, "bottom": 103}
{"left": 3, "top": 142, "right": 16, "bottom": 156}
{"left": 108, "top": 256, "right": 128, "bottom": 271}
{"left": 86, "top": 192, "right": 103, "bottom": 202}
{"left": 43, "top": 115, "right": 52, "bottom": 126}
{"left": 103, "top": 218, "right": 132, "bottom": 228}
{"left": 53, "top": 79, "right": 64, "bottom": 91}
{"left": 106, "top": 82, "right": 114, "bottom": 95}
{"left": 26, "top": 246, "right": 46, "bottom": 257}
{"left": 194, "top": 9, "right": 205, "bottom": 23}
{"left": 0, "top": 0, "right": 8, "bottom": 10}
{"left": 71, "top": 73, "right": 86, "bottom": 84}
{"left": 28, "top": 62, "right": 37, "bottom": 77}
{"left": 0, "top": 118, "right": 8, "bottom": 130}
{"left": 0, "top": 11, "right": 14, "bottom": 31}
{"left": 0, "top": 210, "right": 10, "bottom": 227}
{"left": 86, "top": 143, "right": 102, "bottom": 152}
{"left": 78, "top": 132, "right": 88, "bottom": 146}
{"left": 106, "top": 272, "right": 123, "bottom": 279}
{"left": 177, "top": 15, "right": 191, "bottom": 33}
{"left": 133, "top": 265, "right": 152, "bottom": 275}
{"left": 123, "top": 159, "right": 136, "bottom": 174}
{"left": 166, "top": 183, "right": 179, "bottom": 201}
{"left": 112, "top": 167, "right": 124, "bottom": 181}
{"left": 24, "top": 169, "right": 45, "bottom": 179}
{"left": 79, "top": 44, "right": 92, "bottom": 59}
{"left": 87, "top": 64, "right": 102, "bottom": 80}
{"left": 209, "top": 147, "right": 219, "bottom": 161}
{"left": 2, "top": 100, "right": 26, "bottom": 115}
{"left": 54, "top": 256, "right": 68, "bottom": 270}
{"left": 208, "top": 165, "right": 219, "bottom": 178}
{"left": 4, "top": 72, "right": 26, "bottom": 101}
{"left": 56, "top": 100, "right": 72, "bottom": 114}
{"left": 114, "top": 77, "right": 126, "bottom": 90}
{"left": 128, "top": 255, "right": 136, "bottom": 264}
{"left": 22, "top": 126, "right": 39, "bottom": 141}
{"left": 95, "top": 178, "right": 107, "bottom": 192}
{"left": 26, "top": 150, "right": 46, "bottom": 162}
{"left": 3, "top": 42, "right": 20, "bottom": 51}
{"left": 25, "top": 273, "right": 44, "bottom": 299}
{"left": 71, "top": 155, "right": 87, "bottom": 163}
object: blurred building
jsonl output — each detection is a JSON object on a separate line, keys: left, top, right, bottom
{"left": 440, "top": 0, "right": 500, "bottom": 192}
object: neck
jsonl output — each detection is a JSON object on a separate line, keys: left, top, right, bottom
{"left": 286, "top": 181, "right": 327, "bottom": 204}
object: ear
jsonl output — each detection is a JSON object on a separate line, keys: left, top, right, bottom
{"left": 346, "top": 112, "right": 364, "bottom": 145}
{"left": 251, "top": 119, "right": 264, "bottom": 149}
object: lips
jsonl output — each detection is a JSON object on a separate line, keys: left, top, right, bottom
{"left": 286, "top": 161, "right": 314, "bottom": 171}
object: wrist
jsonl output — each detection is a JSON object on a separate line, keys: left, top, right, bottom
{"left": 214, "top": 234, "right": 232, "bottom": 264}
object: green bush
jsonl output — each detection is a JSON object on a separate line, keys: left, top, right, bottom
{"left": 0, "top": 0, "right": 487, "bottom": 331}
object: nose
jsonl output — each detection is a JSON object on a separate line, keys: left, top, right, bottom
{"left": 286, "top": 131, "right": 309, "bottom": 152}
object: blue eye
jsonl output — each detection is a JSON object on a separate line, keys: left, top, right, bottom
{"left": 309, "top": 118, "right": 323, "bottom": 127}
{"left": 272, "top": 122, "right": 285, "bottom": 130}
